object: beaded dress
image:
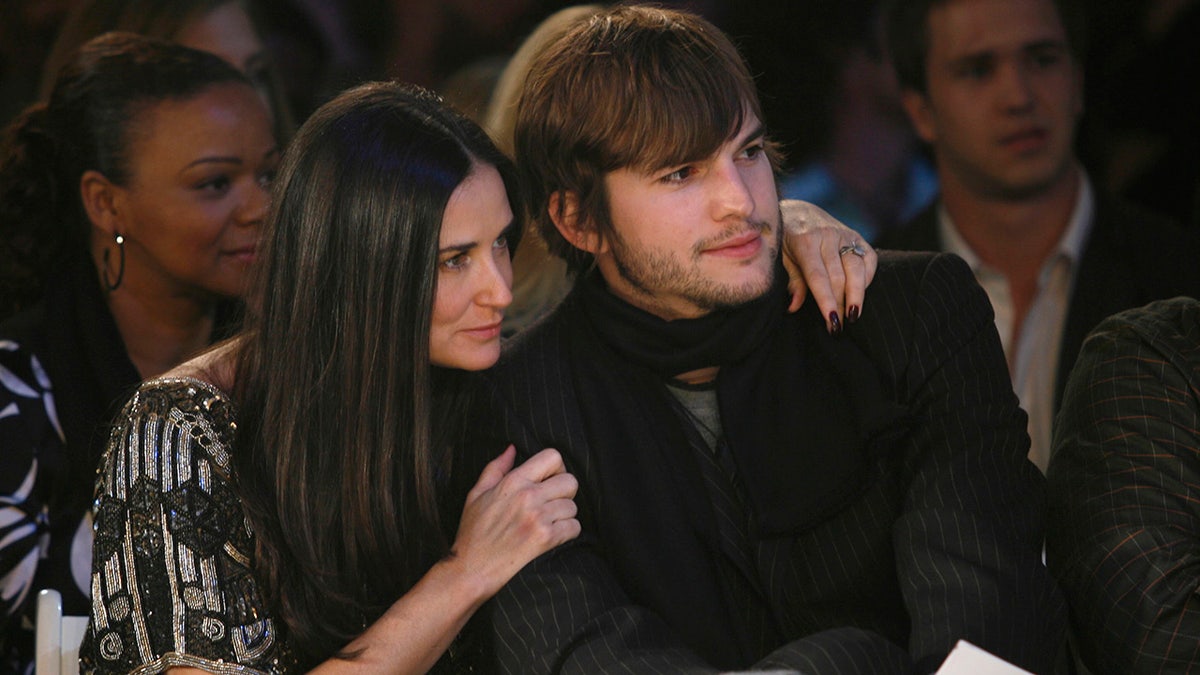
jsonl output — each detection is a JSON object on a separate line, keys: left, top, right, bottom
{"left": 80, "top": 378, "right": 296, "bottom": 674}
{"left": 79, "top": 377, "right": 488, "bottom": 674}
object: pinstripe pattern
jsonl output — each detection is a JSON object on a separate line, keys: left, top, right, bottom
{"left": 1046, "top": 296, "right": 1200, "bottom": 674}
{"left": 679, "top": 420, "right": 777, "bottom": 658}
{"left": 473, "top": 251, "right": 1065, "bottom": 673}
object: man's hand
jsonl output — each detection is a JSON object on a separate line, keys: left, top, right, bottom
{"left": 779, "top": 199, "right": 877, "bottom": 334}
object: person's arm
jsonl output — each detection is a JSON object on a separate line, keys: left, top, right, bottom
{"left": 496, "top": 537, "right": 916, "bottom": 674}
{"left": 305, "top": 446, "right": 579, "bottom": 674}
{"left": 85, "top": 382, "right": 255, "bottom": 675}
{"left": 1046, "top": 303, "right": 1200, "bottom": 675}
{"left": 778, "top": 199, "right": 876, "bottom": 331}
{"left": 884, "top": 253, "right": 1065, "bottom": 673}
{"left": 494, "top": 536, "right": 718, "bottom": 674}
{"left": 87, "top": 382, "right": 578, "bottom": 675}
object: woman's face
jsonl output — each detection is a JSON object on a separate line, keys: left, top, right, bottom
{"left": 175, "top": 1, "right": 270, "bottom": 85}
{"left": 111, "top": 82, "right": 278, "bottom": 300}
{"left": 429, "top": 162, "right": 515, "bottom": 370}
{"left": 175, "top": 0, "right": 274, "bottom": 114}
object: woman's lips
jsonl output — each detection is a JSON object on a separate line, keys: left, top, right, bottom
{"left": 462, "top": 321, "right": 503, "bottom": 340}
{"left": 222, "top": 246, "right": 257, "bottom": 263}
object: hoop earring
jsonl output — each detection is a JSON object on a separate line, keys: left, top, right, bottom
{"left": 102, "top": 234, "right": 125, "bottom": 291}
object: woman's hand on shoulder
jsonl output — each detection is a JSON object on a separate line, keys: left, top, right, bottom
{"left": 452, "top": 445, "right": 580, "bottom": 598}
{"left": 298, "top": 446, "right": 578, "bottom": 674}
{"left": 779, "top": 199, "right": 877, "bottom": 333}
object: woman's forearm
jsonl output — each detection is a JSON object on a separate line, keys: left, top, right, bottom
{"left": 307, "top": 554, "right": 490, "bottom": 674}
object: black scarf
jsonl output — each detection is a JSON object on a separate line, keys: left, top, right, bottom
{"left": 573, "top": 263, "right": 902, "bottom": 536}
{"left": 561, "top": 265, "right": 910, "bottom": 667}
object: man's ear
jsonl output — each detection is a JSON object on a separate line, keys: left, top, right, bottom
{"left": 548, "top": 190, "right": 608, "bottom": 255}
{"left": 900, "top": 89, "right": 937, "bottom": 144}
{"left": 80, "top": 170, "right": 123, "bottom": 236}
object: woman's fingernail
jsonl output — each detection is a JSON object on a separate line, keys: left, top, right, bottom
{"left": 829, "top": 311, "right": 842, "bottom": 335}
{"left": 847, "top": 305, "right": 860, "bottom": 323}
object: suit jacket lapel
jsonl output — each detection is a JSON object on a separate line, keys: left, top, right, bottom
{"left": 1056, "top": 209, "right": 1138, "bottom": 411}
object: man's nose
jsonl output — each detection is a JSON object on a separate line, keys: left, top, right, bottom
{"left": 710, "top": 160, "right": 755, "bottom": 221}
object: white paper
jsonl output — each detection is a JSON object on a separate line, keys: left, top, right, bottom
{"left": 935, "top": 640, "right": 1034, "bottom": 675}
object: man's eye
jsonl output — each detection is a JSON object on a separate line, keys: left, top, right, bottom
{"left": 661, "top": 167, "right": 694, "bottom": 183}
{"left": 741, "top": 143, "right": 765, "bottom": 160}
{"left": 958, "top": 61, "right": 992, "bottom": 79}
{"left": 1030, "top": 50, "right": 1062, "bottom": 69}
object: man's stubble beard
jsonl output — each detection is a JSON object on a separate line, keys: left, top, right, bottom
{"left": 608, "top": 218, "right": 780, "bottom": 314}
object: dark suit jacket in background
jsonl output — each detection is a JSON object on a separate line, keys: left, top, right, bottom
{"left": 469, "top": 252, "right": 1066, "bottom": 674}
{"left": 875, "top": 197, "right": 1200, "bottom": 415}
{"left": 1046, "top": 296, "right": 1200, "bottom": 674}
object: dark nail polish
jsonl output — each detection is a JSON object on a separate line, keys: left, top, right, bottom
{"left": 829, "top": 311, "right": 842, "bottom": 335}
{"left": 847, "top": 305, "right": 860, "bottom": 323}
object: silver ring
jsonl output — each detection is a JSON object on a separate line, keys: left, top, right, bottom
{"left": 838, "top": 241, "right": 867, "bottom": 258}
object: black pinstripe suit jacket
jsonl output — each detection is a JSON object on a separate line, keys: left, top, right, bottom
{"left": 1046, "top": 297, "right": 1200, "bottom": 674}
{"left": 469, "top": 251, "right": 1066, "bottom": 674}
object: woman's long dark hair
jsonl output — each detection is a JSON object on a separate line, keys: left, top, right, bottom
{"left": 0, "top": 31, "right": 251, "bottom": 318}
{"left": 232, "top": 81, "right": 520, "bottom": 666}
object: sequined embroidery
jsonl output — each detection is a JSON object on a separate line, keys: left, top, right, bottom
{"left": 79, "top": 378, "right": 297, "bottom": 674}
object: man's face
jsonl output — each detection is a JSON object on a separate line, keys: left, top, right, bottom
{"left": 595, "top": 111, "right": 780, "bottom": 320}
{"left": 902, "top": 0, "right": 1082, "bottom": 200}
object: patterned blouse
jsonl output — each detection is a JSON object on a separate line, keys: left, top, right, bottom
{"left": 0, "top": 338, "right": 94, "bottom": 675}
{"left": 1, "top": 265, "right": 143, "bottom": 675}
{"left": 2, "top": 261, "right": 241, "bottom": 674}
{"left": 80, "top": 377, "right": 297, "bottom": 674}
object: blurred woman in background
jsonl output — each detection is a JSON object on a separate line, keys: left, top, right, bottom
{"left": 38, "top": 0, "right": 294, "bottom": 139}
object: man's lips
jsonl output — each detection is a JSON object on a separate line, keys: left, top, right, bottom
{"left": 702, "top": 231, "right": 763, "bottom": 258}
{"left": 1000, "top": 127, "right": 1048, "bottom": 152}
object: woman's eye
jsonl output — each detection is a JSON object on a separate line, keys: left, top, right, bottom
{"left": 741, "top": 143, "right": 764, "bottom": 160}
{"left": 247, "top": 66, "right": 271, "bottom": 90}
{"left": 197, "top": 176, "right": 231, "bottom": 193}
{"left": 258, "top": 169, "right": 276, "bottom": 188}
{"left": 442, "top": 253, "right": 468, "bottom": 271}
{"left": 493, "top": 233, "right": 509, "bottom": 250}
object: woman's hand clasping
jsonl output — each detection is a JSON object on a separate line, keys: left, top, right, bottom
{"left": 453, "top": 446, "right": 580, "bottom": 597}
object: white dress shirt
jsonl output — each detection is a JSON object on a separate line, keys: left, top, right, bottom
{"left": 937, "top": 177, "right": 1095, "bottom": 472}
